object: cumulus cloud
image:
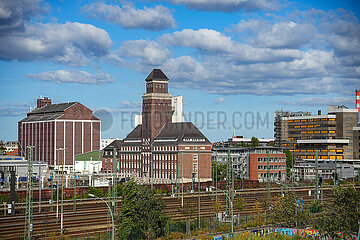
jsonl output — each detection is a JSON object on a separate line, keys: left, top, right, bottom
{"left": 163, "top": 0, "right": 280, "bottom": 12}
{"left": 0, "top": 1, "right": 112, "bottom": 67}
{"left": 119, "top": 40, "right": 170, "bottom": 65}
{"left": 26, "top": 69, "right": 114, "bottom": 85}
{"left": 82, "top": 2, "right": 175, "bottom": 31}
{"left": 0, "top": 0, "right": 48, "bottom": 34}
{"left": 0, "top": 22, "right": 112, "bottom": 66}
{"left": 161, "top": 29, "right": 234, "bottom": 52}
{"left": 161, "top": 28, "right": 301, "bottom": 63}
{"left": 108, "top": 9, "right": 359, "bottom": 97}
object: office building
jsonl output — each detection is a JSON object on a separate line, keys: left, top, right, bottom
{"left": 274, "top": 105, "right": 359, "bottom": 160}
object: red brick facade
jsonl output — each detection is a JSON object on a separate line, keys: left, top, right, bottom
{"left": 19, "top": 101, "right": 100, "bottom": 172}
{"left": 249, "top": 153, "right": 286, "bottom": 182}
{"left": 102, "top": 69, "right": 212, "bottom": 183}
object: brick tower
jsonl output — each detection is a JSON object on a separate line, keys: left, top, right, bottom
{"left": 141, "top": 69, "right": 172, "bottom": 141}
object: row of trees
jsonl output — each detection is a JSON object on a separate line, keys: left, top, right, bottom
{"left": 268, "top": 186, "right": 360, "bottom": 238}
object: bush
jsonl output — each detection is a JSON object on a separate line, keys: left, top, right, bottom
{"left": 309, "top": 200, "right": 322, "bottom": 213}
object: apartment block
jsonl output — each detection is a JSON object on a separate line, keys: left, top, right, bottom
{"left": 212, "top": 146, "right": 286, "bottom": 182}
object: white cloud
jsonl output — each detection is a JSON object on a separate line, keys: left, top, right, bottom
{"left": 26, "top": 69, "right": 114, "bottom": 85}
{"left": 161, "top": 29, "right": 235, "bottom": 52}
{"left": 109, "top": 9, "right": 359, "bottom": 97}
{"left": 215, "top": 97, "right": 226, "bottom": 104}
{"left": 120, "top": 100, "right": 141, "bottom": 109}
{"left": 82, "top": 2, "right": 175, "bottom": 31}
{"left": 0, "top": 22, "right": 112, "bottom": 66}
{"left": 118, "top": 40, "right": 171, "bottom": 65}
{"left": 163, "top": 0, "right": 280, "bottom": 12}
{"left": 161, "top": 29, "right": 301, "bottom": 63}
{"left": 0, "top": 102, "right": 34, "bottom": 117}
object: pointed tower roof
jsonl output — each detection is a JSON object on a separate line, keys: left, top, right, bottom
{"left": 145, "top": 69, "right": 169, "bottom": 81}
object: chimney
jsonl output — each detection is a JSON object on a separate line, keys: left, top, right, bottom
{"left": 356, "top": 89, "right": 359, "bottom": 112}
{"left": 318, "top": 110, "right": 321, "bottom": 115}
{"left": 37, "top": 96, "right": 51, "bottom": 108}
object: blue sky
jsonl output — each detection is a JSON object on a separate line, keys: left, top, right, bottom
{"left": 0, "top": 0, "right": 359, "bottom": 142}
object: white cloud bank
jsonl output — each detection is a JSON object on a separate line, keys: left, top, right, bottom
{"left": 82, "top": 2, "right": 176, "bottom": 31}
{"left": 26, "top": 70, "right": 114, "bottom": 85}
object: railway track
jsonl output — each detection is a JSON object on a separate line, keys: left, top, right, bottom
{"left": 0, "top": 186, "right": 356, "bottom": 239}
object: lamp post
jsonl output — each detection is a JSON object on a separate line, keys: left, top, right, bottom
{"left": 56, "top": 147, "right": 66, "bottom": 235}
{"left": 88, "top": 194, "right": 115, "bottom": 240}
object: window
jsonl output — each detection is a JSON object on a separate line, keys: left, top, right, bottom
{"left": 193, "top": 163, "right": 198, "bottom": 172}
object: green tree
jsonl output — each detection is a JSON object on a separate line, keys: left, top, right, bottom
{"left": 212, "top": 161, "right": 227, "bottom": 181}
{"left": 317, "top": 186, "right": 360, "bottom": 237}
{"left": 251, "top": 137, "right": 260, "bottom": 147}
{"left": 118, "top": 178, "right": 167, "bottom": 240}
{"left": 83, "top": 186, "right": 104, "bottom": 198}
{"left": 234, "top": 196, "right": 245, "bottom": 212}
{"left": 284, "top": 150, "right": 295, "bottom": 178}
{"left": 269, "top": 191, "right": 309, "bottom": 227}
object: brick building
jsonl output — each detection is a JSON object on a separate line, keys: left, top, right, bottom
{"left": 102, "top": 69, "right": 212, "bottom": 183}
{"left": 18, "top": 97, "right": 100, "bottom": 172}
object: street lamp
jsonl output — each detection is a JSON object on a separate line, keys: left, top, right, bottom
{"left": 88, "top": 194, "right": 115, "bottom": 240}
{"left": 56, "top": 147, "right": 66, "bottom": 234}
{"left": 209, "top": 186, "right": 234, "bottom": 233}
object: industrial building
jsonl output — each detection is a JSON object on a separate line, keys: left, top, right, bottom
{"left": 18, "top": 97, "right": 101, "bottom": 173}
{"left": 102, "top": 69, "right": 212, "bottom": 183}
{"left": 212, "top": 146, "right": 286, "bottom": 182}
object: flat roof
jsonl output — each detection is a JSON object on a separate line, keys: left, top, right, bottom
{"left": 297, "top": 139, "right": 349, "bottom": 144}
{"left": 284, "top": 114, "right": 336, "bottom": 120}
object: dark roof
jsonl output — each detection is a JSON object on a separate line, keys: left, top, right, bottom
{"left": 118, "top": 122, "right": 211, "bottom": 147}
{"left": 145, "top": 69, "right": 169, "bottom": 82}
{"left": 19, "top": 102, "right": 78, "bottom": 122}
{"left": 28, "top": 102, "right": 77, "bottom": 115}
{"left": 20, "top": 113, "right": 64, "bottom": 122}
{"left": 126, "top": 125, "right": 142, "bottom": 139}
{"left": 154, "top": 122, "right": 211, "bottom": 145}
{"left": 103, "top": 140, "right": 123, "bottom": 150}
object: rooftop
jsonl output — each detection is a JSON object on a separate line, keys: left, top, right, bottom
{"left": 145, "top": 69, "right": 169, "bottom": 82}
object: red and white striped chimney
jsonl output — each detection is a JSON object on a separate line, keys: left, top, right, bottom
{"left": 356, "top": 89, "right": 360, "bottom": 112}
